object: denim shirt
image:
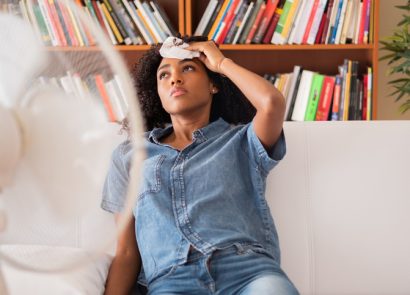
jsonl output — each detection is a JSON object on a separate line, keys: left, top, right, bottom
{"left": 101, "top": 118, "right": 286, "bottom": 284}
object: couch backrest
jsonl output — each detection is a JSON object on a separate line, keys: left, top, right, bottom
{"left": 266, "top": 121, "right": 410, "bottom": 295}
{"left": 2, "top": 121, "right": 410, "bottom": 295}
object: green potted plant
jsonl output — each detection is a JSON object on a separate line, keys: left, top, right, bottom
{"left": 379, "top": 1, "right": 410, "bottom": 113}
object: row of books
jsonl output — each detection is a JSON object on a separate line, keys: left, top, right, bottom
{"left": 37, "top": 73, "right": 127, "bottom": 122}
{"left": 10, "top": 0, "right": 176, "bottom": 46}
{"left": 195, "top": 0, "right": 374, "bottom": 45}
{"left": 265, "top": 60, "right": 372, "bottom": 121}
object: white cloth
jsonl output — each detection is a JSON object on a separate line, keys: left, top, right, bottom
{"left": 159, "top": 37, "right": 200, "bottom": 59}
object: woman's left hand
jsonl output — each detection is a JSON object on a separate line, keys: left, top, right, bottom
{"left": 186, "top": 41, "right": 227, "bottom": 74}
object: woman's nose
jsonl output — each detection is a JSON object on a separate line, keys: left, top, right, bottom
{"left": 171, "top": 73, "right": 183, "bottom": 85}
{"left": 171, "top": 79, "right": 182, "bottom": 85}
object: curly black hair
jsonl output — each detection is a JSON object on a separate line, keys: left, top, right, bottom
{"left": 131, "top": 35, "right": 256, "bottom": 131}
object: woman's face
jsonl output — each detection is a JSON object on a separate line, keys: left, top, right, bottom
{"left": 156, "top": 58, "right": 216, "bottom": 117}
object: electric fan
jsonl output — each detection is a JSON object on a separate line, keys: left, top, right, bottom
{"left": 0, "top": 0, "right": 145, "bottom": 293}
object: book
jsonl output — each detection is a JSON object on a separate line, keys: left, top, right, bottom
{"left": 95, "top": 74, "right": 117, "bottom": 122}
{"left": 320, "top": 0, "right": 334, "bottom": 44}
{"left": 262, "top": 7, "right": 282, "bottom": 44}
{"left": 252, "top": 0, "right": 280, "bottom": 44}
{"left": 207, "top": 0, "right": 231, "bottom": 40}
{"left": 245, "top": 1, "right": 266, "bottom": 44}
{"left": 290, "top": 0, "right": 314, "bottom": 44}
{"left": 112, "top": 0, "right": 143, "bottom": 45}
{"left": 301, "top": 0, "right": 319, "bottom": 44}
{"left": 203, "top": 0, "right": 225, "bottom": 37}
{"left": 363, "top": 0, "right": 371, "bottom": 43}
{"left": 346, "top": 0, "right": 359, "bottom": 43}
{"left": 91, "top": 0, "right": 108, "bottom": 38}
{"left": 340, "top": 0, "right": 353, "bottom": 44}
{"left": 291, "top": 70, "right": 315, "bottom": 121}
{"left": 225, "top": 1, "right": 247, "bottom": 44}
{"left": 232, "top": 1, "right": 254, "bottom": 44}
{"left": 216, "top": 0, "right": 241, "bottom": 44}
{"left": 348, "top": 60, "right": 359, "bottom": 120}
{"left": 306, "top": 0, "right": 327, "bottom": 45}
{"left": 304, "top": 73, "right": 325, "bottom": 121}
{"left": 331, "top": 75, "right": 342, "bottom": 120}
{"left": 286, "top": 0, "right": 303, "bottom": 43}
{"left": 314, "top": 10, "right": 327, "bottom": 44}
{"left": 37, "top": 0, "right": 58, "bottom": 46}
{"left": 279, "top": 0, "right": 302, "bottom": 44}
{"left": 134, "top": 0, "right": 160, "bottom": 42}
{"left": 324, "top": 0, "right": 339, "bottom": 43}
{"left": 337, "top": 60, "right": 347, "bottom": 119}
{"left": 103, "top": 0, "right": 131, "bottom": 44}
{"left": 366, "top": 66, "right": 372, "bottom": 120}
{"left": 150, "top": 0, "right": 177, "bottom": 36}
{"left": 315, "top": 75, "right": 336, "bottom": 120}
{"left": 329, "top": 0, "right": 343, "bottom": 44}
{"left": 239, "top": 0, "right": 263, "bottom": 44}
{"left": 100, "top": 1, "right": 124, "bottom": 44}
{"left": 341, "top": 59, "right": 352, "bottom": 120}
{"left": 27, "top": 0, "right": 52, "bottom": 46}
{"left": 97, "top": 0, "right": 118, "bottom": 44}
{"left": 271, "top": 0, "right": 295, "bottom": 44}
{"left": 194, "top": 0, "right": 219, "bottom": 36}
{"left": 121, "top": 0, "right": 151, "bottom": 44}
{"left": 53, "top": 0, "right": 71, "bottom": 46}
{"left": 141, "top": 0, "right": 167, "bottom": 41}
{"left": 284, "top": 65, "right": 302, "bottom": 120}
{"left": 334, "top": 0, "right": 348, "bottom": 44}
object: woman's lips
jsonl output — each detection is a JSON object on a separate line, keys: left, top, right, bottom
{"left": 170, "top": 87, "right": 187, "bottom": 97}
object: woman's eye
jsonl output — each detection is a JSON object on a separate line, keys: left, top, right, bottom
{"left": 183, "top": 65, "right": 194, "bottom": 72}
{"left": 159, "top": 72, "right": 168, "bottom": 79}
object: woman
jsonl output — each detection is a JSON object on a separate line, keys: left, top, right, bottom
{"left": 102, "top": 35, "right": 299, "bottom": 295}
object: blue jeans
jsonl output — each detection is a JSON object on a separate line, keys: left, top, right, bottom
{"left": 147, "top": 244, "right": 299, "bottom": 295}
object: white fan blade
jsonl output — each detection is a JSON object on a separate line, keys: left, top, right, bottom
{"left": 0, "top": 13, "right": 47, "bottom": 107}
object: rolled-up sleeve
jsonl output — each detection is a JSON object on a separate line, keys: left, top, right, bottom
{"left": 101, "top": 141, "right": 130, "bottom": 213}
{"left": 245, "top": 122, "right": 286, "bottom": 175}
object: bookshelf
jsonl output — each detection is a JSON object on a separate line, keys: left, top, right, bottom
{"left": 115, "top": 0, "right": 185, "bottom": 68}
{"left": 185, "top": 0, "right": 380, "bottom": 119}
{"left": 38, "top": 0, "right": 379, "bottom": 120}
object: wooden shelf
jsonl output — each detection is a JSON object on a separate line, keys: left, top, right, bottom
{"left": 45, "top": 0, "right": 380, "bottom": 119}
{"left": 219, "top": 44, "right": 375, "bottom": 51}
{"left": 185, "top": 0, "right": 380, "bottom": 119}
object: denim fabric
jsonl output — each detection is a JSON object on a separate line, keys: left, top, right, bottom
{"left": 102, "top": 118, "right": 286, "bottom": 286}
{"left": 148, "top": 244, "right": 299, "bottom": 295}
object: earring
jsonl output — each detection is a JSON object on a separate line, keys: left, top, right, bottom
{"left": 211, "top": 88, "right": 217, "bottom": 94}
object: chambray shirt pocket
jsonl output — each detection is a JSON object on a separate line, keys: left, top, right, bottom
{"left": 137, "top": 154, "right": 166, "bottom": 203}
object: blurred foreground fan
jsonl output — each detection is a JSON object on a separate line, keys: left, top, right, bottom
{"left": 0, "top": 0, "right": 145, "bottom": 293}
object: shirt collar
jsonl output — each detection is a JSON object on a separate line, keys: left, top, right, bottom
{"left": 148, "top": 118, "right": 230, "bottom": 144}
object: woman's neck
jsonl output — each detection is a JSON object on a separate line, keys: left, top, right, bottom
{"left": 161, "top": 115, "right": 210, "bottom": 150}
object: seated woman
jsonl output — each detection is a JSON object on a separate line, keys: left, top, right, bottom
{"left": 101, "top": 35, "right": 299, "bottom": 295}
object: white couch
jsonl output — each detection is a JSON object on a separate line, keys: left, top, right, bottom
{"left": 2, "top": 121, "right": 410, "bottom": 295}
{"left": 267, "top": 121, "right": 410, "bottom": 295}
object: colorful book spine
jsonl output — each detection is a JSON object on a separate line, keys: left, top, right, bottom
{"left": 245, "top": 1, "right": 266, "bottom": 44}
{"left": 262, "top": 7, "right": 282, "bottom": 44}
{"left": 304, "top": 73, "right": 325, "bottom": 121}
{"left": 331, "top": 75, "right": 342, "bottom": 120}
{"left": 315, "top": 75, "right": 336, "bottom": 120}
{"left": 271, "top": 0, "right": 294, "bottom": 44}
{"left": 291, "top": 70, "right": 315, "bottom": 121}
{"left": 253, "top": 0, "right": 279, "bottom": 44}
